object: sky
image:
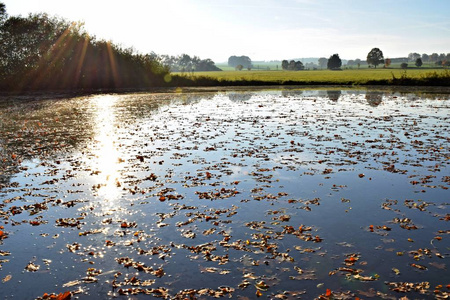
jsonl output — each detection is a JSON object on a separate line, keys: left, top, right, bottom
{"left": 3, "top": 0, "right": 450, "bottom": 62}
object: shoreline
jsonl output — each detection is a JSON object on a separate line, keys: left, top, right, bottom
{"left": 1, "top": 84, "right": 450, "bottom": 99}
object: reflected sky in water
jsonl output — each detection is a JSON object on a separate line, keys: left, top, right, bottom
{"left": 0, "top": 89, "right": 448, "bottom": 299}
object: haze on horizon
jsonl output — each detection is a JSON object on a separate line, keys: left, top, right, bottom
{"left": 3, "top": 0, "right": 449, "bottom": 62}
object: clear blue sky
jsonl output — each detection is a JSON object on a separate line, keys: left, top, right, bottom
{"left": 3, "top": 0, "right": 449, "bottom": 62}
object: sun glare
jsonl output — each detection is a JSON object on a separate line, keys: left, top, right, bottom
{"left": 89, "top": 95, "right": 123, "bottom": 202}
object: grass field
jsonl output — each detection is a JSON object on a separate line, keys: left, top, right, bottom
{"left": 180, "top": 68, "right": 448, "bottom": 85}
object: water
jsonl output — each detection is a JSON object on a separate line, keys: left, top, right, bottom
{"left": 0, "top": 89, "right": 449, "bottom": 299}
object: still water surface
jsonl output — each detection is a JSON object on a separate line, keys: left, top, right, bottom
{"left": 0, "top": 89, "right": 449, "bottom": 299}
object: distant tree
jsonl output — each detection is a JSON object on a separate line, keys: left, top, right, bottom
{"left": 305, "top": 62, "right": 317, "bottom": 70}
{"left": 195, "top": 58, "right": 221, "bottom": 71}
{"left": 228, "top": 55, "right": 252, "bottom": 69}
{"left": 421, "top": 53, "right": 429, "bottom": 62}
{"left": 285, "top": 60, "right": 304, "bottom": 71}
{"left": 408, "top": 52, "right": 421, "bottom": 62}
{"left": 294, "top": 60, "right": 304, "bottom": 70}
{"left": 327, "top": 54, "right": 342, "bottom": 70}
{"left": 401, "top": 63, "right": 408, "bottom": 69}
{"left": 158, "top": 54, "right": 220, "bottom": 72}
{"left": 347, "top": 60, "right": 355, "bottom": 66}
{"left": 281, "top": 60, "right": 289, "bottom": 70}
{"left": 367, "top": 48, "right": 384, "bottom": 68}
{"left": 385, "top": 58, "right": 391, "bottom": 68}
{"left": 415, "top": 58, "right": 422, "bottom": 67}
{"left": 318, "top": 57, "right": 328, "bottom": 69}
{"left": 430, "top": 53, "right": 439, "bottom": 62}
{"left": 235, "top": 64, "right": 243, "bottom": 71}
{"left": 288, "top": 60, "right": 296, "bottom": 70}
{"left": 436, "top": 60, "right": 449, "bottom": 68}
{"left": 179, "top": 54, "right": 192, "bottom": 72}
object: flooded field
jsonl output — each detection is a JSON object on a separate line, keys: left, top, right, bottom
{"left": 0, "top": 89, "right": 449, "bottom": 299}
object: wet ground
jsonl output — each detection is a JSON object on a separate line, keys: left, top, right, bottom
{"left": 0, "top": 89, "right": 449, "bottom": 299}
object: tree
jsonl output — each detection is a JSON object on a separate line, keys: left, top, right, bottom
{"left": 430, "top": 53, "right": 439, "bottom": 62}
{"left": 283, "top": 60, "right": 304, "bottom": 71}
{"left": 327, "top": 54, "right": 342, "bottom": 70}
{"left": 367, "top": 48, "right": 384, "bottom": 68}
{"left": 228, "top": 55, "right": 252, "bottom": 69}
{"left": 0, "top": 11, "right": 168, "bottom": 91}
{"left": 415, "top": 58, "right": 422, "bottom": 67}
{"left": 195, "top": 58, "right": 221, "bottom": 71}
{"left": 385, "top": 58, "right": 391, "bottom": 68}
{"left": 0, "top": 2, "right": 6, "bottom": 23}
{"left": 288, "top": 60, "right": 296, "bottom": 70}
{"left": 408, "top": 52, "right": 421, "bottom": 62}
{"left": 401, "top": 63, "right": 408, "bottom": 69}
{"left": 318, "top": 57, "right": 328, "bottom": 69}
{"left": 294, "top": 60, "right": 304, "bottom": 70}
{"left": 422, "top": 53, "right": 429, "bottom": 62}
{"left": 179, "top": 54, "right": 192, "bottom": 72}
{"left": 235, "top": 64, "right": 243, "bottom": 71}
{"left": 157, "top": 54, "right": 220, "bottom": 72}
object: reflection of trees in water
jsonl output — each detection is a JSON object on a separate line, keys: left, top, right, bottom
{"left": 317, "top": 90, "right": 328, "bottom": 98}
{"left": 365, "top": 91, "right": 384, "bottom": 106}
{"left": 327, "top": 90, "right": 342, "bottom": 102}
{"left": 395, "top": 91, "right": 450, "bottom": 101}
{"left": 227, "top": 92, "right": 254, "bottom": 102}
{"left": 0, "top": 96, "right": 95, "bottom": 184}
{"left": 0, "top": 97, "right": 93, "bottom": 155}
{"left": 0, "top": 92, "right": 221, "bottom": 185}
{"left": 281, "top": 90, "right": 304, "bottom": 98}
{"left": 176, "top": 93, "right": 217, "bottom": 105}
{"left": 120, "top": 92, "right": 217, "bottom": 118}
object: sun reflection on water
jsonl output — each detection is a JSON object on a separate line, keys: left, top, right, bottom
{"left": 89, "top": 95, "right": 123, "bottom": 202}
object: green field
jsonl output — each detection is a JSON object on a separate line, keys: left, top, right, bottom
{"left": 183, "top": 68, "right": 447, "bottom": 85}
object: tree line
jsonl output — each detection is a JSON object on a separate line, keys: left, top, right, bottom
{"left": 0, "top": 3, "right": 173, "bottom": 91}
{"left": 281, "top": 54, "right": 343, "bottom": 71}
{"left": 157, "top": 53, "right": 221, "bottom": 72}
{"left": 0, "top": 2, "right": 223, "bottom": 92}
{"left": 408, "top": 52, "right": 450, "bottom": 63}
{"left": 286, "top": 48, "right": 450, "bottom": 71}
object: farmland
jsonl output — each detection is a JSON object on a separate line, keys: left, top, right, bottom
{"left": 179, "top": 68, "right": 449, "bottom": 85}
